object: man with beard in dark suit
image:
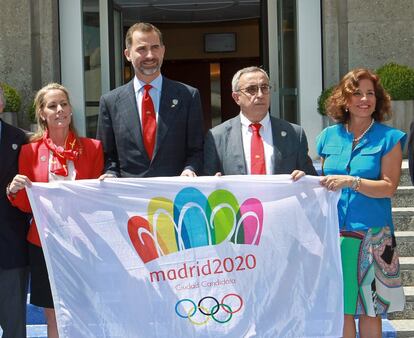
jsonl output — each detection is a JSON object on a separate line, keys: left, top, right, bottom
{"left": 97, "top": 22, "right": 204, "bottom": 178}
{"left": 0, "top": 85, "right": 30, "bottom": 338}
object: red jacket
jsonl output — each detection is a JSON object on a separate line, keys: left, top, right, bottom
{"left": 10, "top": 137, "right": 104, "bottom": 246}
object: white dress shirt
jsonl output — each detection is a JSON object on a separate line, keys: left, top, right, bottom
{"left": 240, "top": 112, "right": 274, "bottom": 174}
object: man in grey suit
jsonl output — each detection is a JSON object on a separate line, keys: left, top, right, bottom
{"left": 97, "top": 22, "right": 204, "bottom": 178}
{"left": 204, "top": 66, "right": 316, "bottom": 178}
{"left": 0, "top": 86, "right": 30, "bottom": 338}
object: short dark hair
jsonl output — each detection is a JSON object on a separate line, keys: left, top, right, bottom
{"left": 125, "top": 22, "right": 163, "bottom": 49}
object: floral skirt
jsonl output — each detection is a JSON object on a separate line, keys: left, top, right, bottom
{"left": 340, "top": 226, "right": 405, "bottom": 316}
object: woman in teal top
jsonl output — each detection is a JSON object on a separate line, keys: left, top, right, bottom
{"left": 317, "top": 68, "right": 406, "bottom": 338}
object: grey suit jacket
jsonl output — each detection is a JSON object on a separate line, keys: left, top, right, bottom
{"left": 204, "top": 115, "right": 317, "bottom": 176}
{"left": 97, "top": 77, "right": 204, "bottom": 177}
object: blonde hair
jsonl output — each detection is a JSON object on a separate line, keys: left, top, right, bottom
{"left": 31, "top": 83, "right": 78, "bottom": 141}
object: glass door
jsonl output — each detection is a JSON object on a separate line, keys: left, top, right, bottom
{"left": 266, "top": 0, "right": 298, "bottom": 123}
{"left": 83, "top": 0, "right": 101, "bottom": 137}
{"left": 82, "top": 0, "right": 123, "bottom": 137}
{"left": 113, "top": 6, "right": 123, "bottom": 88}
{"left": 277, "top": 0, "right": 298, "bottom": 124}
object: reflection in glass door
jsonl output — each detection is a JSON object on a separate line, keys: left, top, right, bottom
{"left": 83, "top": 0, "right": 123, "bottom": 137}
{"left": 113, "top": 7, "right": 123, "bottom": 88}
{"left": 277, "top": 0, "right": 297, "bottom": 124}
{"left": 83, "top": 0, "right": 101, "bottom": 137}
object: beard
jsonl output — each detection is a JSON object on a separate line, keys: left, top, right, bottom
{"left": 136, "top": 59, "right": 163, "bottom": 76}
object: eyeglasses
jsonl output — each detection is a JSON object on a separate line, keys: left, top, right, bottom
{"left": 237, "top": 84, "right": 272, "bottom": 96}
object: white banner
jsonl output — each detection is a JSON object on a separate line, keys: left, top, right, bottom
{"left": 27, "top": 175, "right": 343, "bottom": 338}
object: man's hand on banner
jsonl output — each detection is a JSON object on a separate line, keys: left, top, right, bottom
{"left": 180, "top": 169, "right": 197, "bottom": 177}
{"left": 98, "top": 173, "right": 117, "bottom": 180}
{"left": 290, "top": 170, "right": 306, "bottom": 181}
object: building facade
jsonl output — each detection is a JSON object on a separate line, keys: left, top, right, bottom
{"left": 0, "top": 0, "right": 413, "bottom": 157}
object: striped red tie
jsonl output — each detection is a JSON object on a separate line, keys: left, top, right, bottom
{"left": 141, "top": 84, "right": 157, "bottom": 158}
{"left": 250, "top": 123, "right": 266, "bottom": 174}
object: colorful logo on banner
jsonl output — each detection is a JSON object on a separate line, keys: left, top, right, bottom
{"left": 128, "top": 188, "right": 263, "bottom": 263}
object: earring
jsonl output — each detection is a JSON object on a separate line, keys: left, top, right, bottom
{"left": 345, "top": 107, "right": 349, "bottom": 112}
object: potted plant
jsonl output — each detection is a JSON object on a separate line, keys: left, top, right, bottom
{"left": 317, "top": 85, "right": 335, "bottom": 116}
{"left": 28, "top": 100, "right": 38, "bottom": 132}
{"left": 0, "top": 82, "right": 21, "bottom": 125}
{"left": 376, "top": 63, "right": 414, "bottom": 154}
{"left": 376, "top": 62, "right": 414, "bottom": 101}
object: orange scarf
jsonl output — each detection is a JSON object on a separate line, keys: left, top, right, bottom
{"left": 43, "top": 131, "right": 79, "bottom": 176}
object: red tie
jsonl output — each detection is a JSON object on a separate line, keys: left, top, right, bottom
{"left": 141, "top": 84, "right": 157, "bottom": 158}
{"left": 250, "top": 123, "right": 266, "bottom": 174}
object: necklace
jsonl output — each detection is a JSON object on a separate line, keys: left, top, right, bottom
{"left": 346, "top": 118, "right": 375, "bottom": 142}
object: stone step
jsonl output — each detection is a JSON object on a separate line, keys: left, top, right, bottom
{"left": 388, "top": 287, "right": 414, "bottom": 320}
{"left": 393, "top": 186, "right": 414, "bottom": 208}
{"left": 396, "top": 231, "right": 414, "bottom": 257}
{"left": 393, "top": 207, "right": 414, "bottom": 232}
{"left": 400, "top": 257, "right": 414, "bottom": 287}
{"left": 389, "top": 319, "right": 414, "bottom": 337}
{"left": 399, "top": 167, "right": 412, "bottom": 187}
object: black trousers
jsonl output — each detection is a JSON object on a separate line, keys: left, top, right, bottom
{"left": 0, "top": 266, "right": 28, "bottom": 338}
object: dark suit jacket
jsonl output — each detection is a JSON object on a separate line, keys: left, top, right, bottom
{"left": 97, "top": 77, "right": 204, "bottom": 177}
{"left": 409, "top": 121, "right": 414, "bottom": 185}
{"left": 204, "top": 115, "right": 317, "bottom": 176}
{"left": 0, "top": 119, "right": 30, "bottom": 269}
{"left": 10, "top": 138, "right": 103, "bottom": 246}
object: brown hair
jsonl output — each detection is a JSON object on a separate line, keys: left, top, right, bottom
{"left": 325, "top": 68, "right": 392, "bottom": 123}
{"left": 31, "top": 83, "right": 78, "bottom": 141}
{"left": 125, "top": 22, "right": 163, "bottom": 49}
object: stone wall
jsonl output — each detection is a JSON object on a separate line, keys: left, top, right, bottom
{"left": 322, "top": 0, "right": 414, "bottom": 86}
{"left": 385, "top": 100, "right": 414, "bottom": 155}
{"left": 0, "top": 0, "right": 60, "bottom": 128}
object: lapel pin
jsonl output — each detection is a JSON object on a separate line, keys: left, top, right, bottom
{"left": 281, "top": 131, "right": 287, "bottom": 137}
{"left": 171, "top": 99, "right": 178, "bottom": 107}
{"left": 12, "top": 143, "right": 18, "bottom": 150}
{"left": 40, "top": 155, "right": 47, "bottom": 162}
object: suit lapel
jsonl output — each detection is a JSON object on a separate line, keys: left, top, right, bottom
{"left": 0, "top": 121, "right": 19, "bottom": 182}
{"left": 120, "top": 80, "right": 147, "bottom": 159}
{"left": 228, "top": 116, "right": 247, "bottom": 174}
{"left": 153, "top": 78, "right": 178, "bottom": 159}
{"left": 270, "top": 117, "right": 283, "bottom": 174}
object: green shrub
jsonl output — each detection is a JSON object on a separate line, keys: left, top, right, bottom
{"left": 317, "top": 86, "right": 335, "bottom": 116}
{"left": 28, "top": 101, "right": 36, "bottom": 123}
{"left": 376, "top": 63, "right": 414, "bottom": 100}
{"left": 0, "top": 82, "right": 22, "bottom": 112}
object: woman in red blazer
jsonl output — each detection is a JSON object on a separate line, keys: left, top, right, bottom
{"left": 7, "top": 83, "right": 103, "bottom": 338}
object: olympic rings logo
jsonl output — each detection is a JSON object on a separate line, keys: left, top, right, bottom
{"left": 175, "top": 293, "right": 243, "bottom": 325}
